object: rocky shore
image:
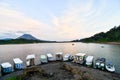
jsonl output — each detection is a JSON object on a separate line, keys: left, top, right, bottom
{"left": 1, "top": 62, "right": 120, "bottom": 80}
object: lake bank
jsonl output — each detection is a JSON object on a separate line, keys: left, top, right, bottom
{"left": 77, "top": 42, "right": 120, "bottom": 45}
{"left": 1, "top": 62, "right": 120, "bottom": 80}
{"left": 1, "top": 41, "right": 120, "bottom": 46}
{"left": 104, "top": 42, "right": 120, "bottom": 45}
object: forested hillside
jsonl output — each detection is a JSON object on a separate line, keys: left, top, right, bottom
{"left": 72, "top": 25, "right": 120, "bottom": 42}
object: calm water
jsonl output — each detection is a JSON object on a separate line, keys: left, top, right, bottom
{"left": 0, "top": 42, "right": 120, "bottom": 73}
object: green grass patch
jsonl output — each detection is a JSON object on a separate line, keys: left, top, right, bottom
{"left": 7, "top": 77, "right": 17, "bottom": 80}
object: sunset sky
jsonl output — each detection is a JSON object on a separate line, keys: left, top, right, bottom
{"left": 0, "top": 0, "right": 120, "bottom": 41}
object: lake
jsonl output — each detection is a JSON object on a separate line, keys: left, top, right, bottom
{"left": 0, "top": 42, "right": 120, "bottom": 73}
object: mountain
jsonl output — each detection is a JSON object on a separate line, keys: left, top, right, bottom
{"left": 72, "top": 25, "right": 120, "bottom": 43}
{"left": 17, "top": 34, "right": 38, "bottom": 40}
{"left": 0, "top": 34, "right": 56, "bottom": 44}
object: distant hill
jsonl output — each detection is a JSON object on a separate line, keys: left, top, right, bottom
{"left": 72, "top": 25, "right": 120, "bottom": 43}
{"left": 0, "top": 38, "right": 13, "bottom": 40}
{"left": 0, "top": 34, "right": 56, "bottom": 44}
{"left": 17, "top": 34, "right": 38, "bottom": 40}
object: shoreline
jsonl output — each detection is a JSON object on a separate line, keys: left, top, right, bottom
{"left": 0, "top": 41, "right": 73, "bottom": 45}
{"left": 1, "top": 62, "right": 120, "bottom": 80}
{"left": 93, "top": 42, "right": 120, "bottom": 45}
{"left": 76, "top": 42, "right": 120, "bottom": 45}
{"left": 104, "top": 42, "right": 120, "bottom": 45}
{"left": 0, "top": 41, "right": 120, "bottom": 45}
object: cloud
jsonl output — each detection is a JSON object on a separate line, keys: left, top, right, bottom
{"left": 16, "top": 31, "right": 29, "bottom": 34}
{"left": 50, "top": 0, "right": 97, "bottom": 40}
{"left": 0, "top": 31, "right": 18, "bottom": 39}
{"left": 0, "top": 0, "right": 117, "bottom": 41}
{"left": 0, "top": 2, "right": 10, "bottom": 7}
{"left": 49, "top": 0, "right": 110, "bottom": 40}
{"left": 0, "top": 2, "right": 53, "bottom": 39}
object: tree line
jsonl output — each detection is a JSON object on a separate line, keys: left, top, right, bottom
{"left": 72, "top": 25, "right": 120, "bottom": 42}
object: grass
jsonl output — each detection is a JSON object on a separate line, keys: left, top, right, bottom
{"left": 7, "top": 77, "right": 17, "bottom": 80}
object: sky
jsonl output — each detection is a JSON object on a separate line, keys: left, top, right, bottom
{"left": 0, "top": 0, "right": 120, "bottom": 41}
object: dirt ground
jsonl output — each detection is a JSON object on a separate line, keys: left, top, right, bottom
{"left": 1, "top": 62, "right": 120, "bottom": 80}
